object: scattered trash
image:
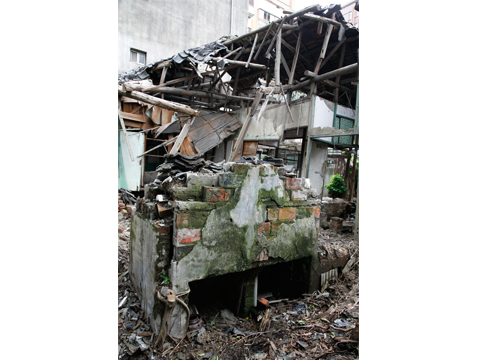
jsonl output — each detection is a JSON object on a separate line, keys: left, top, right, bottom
{"left": 297, "top": 340, "right": 309, "bottom": 349}
{"left": 293, "top": 302, "right": 307, "bottom": 314}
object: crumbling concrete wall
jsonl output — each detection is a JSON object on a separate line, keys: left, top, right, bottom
{"left": 130, "top": 162, "right": 321, "bottom": 337}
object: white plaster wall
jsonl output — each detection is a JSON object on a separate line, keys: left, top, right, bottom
{"left": 232, "top": 98, "right": 312, "bottom": 140}
{"left": 312, "top": 96, "right": 356, "bottom": 143}
{"left": 307, "top": 141, "right": 328, "bottom": 197}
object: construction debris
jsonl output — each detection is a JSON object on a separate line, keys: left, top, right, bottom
{"left": 118, "top": 191, "right": 358, "bottom": 359}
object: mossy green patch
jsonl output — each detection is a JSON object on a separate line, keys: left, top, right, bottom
{"left": 295, "top": 207, "right": 314, "bottom": 219}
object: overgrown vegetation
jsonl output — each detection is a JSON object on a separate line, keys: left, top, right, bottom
{"left": 325, "top": 173, "right": 348, "bottom": 198}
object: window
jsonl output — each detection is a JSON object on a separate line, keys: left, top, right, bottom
{"left": 130, "top": 49, "right": 146, "bottom": 65}
{"left": 347, "top": 11, "right": 352, "bottom": 21}
{"left": 354, "top": 10, "right": 358, "bottom": 19}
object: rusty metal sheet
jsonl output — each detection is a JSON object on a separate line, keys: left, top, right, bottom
{"left": 188, "top": 112, "right": 242, "bottom": 154}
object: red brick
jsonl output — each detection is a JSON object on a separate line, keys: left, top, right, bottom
{"left": 157, "top": 225, "right": 171, "bottom": 234}
{"left": 271, "top": 222, "right": 282, "bottom": 233}
{"left": 278, "top": 207, "right": 296, "bottom": 220}
{"left": 286, "top": 178, "right": 303, "bottom": 190}
{"left": 267, "top": 208, "right": 278, "bottom": 221}
{"left": 257, "top": 222, "right": 271, "bottom": 235}
{"left": 258, "top": 297, "right": 269, "bottom": 307}
{"left": 204, "top": 187, "right": 231, "bottom": 202}
{"left": 176, "top": 228, "right": 201, "bottom": 244}
{"left": 312, "top": 206, "right": 320, "bottom": 218}
{"left": 176, "top": 212, "right": 190, "bottom": 228}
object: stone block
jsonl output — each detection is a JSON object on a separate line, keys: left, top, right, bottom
{"left": 295, "top": 207, "right": 314, "bottom": 219}
{"left": 172, "top": 187, "right": 202, "bottom": 201}
{"left": 286, "top": 178, "right": 304, "bottom": 190}
{"left": 219, "top": 173, "right": 245, "bottom": 188}
{"left": 203, "top": 187, "right": 233, "bottom": 202}
{"left": 267, "top": 208, "right": 279, "bottom": 221}
{"left": 175, "top": 211, "right": 209, "bottom": 229}
{"left": 175, "top": 228, "right": 201, "bottom": 245}
{"left": 186, "top": 173, "right": 219, "bottom": 188}
{"left": 278, "top": 207, "right": 296, "bottom": 220}
{"left": 174, "top": 244, "right": 195, "bottom": 261}
{"left": 233, "top": 163, "right": 253, "bottom": 176}
{"left": 291, "top": 189, "right": 308, "bottom": 201}
{"left": 257, "top": 222, "right": 271, "bottom": 235}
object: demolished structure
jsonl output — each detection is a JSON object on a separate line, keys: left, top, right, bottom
{"left": 118, "top": 3, "right": 359, "bottom": 346}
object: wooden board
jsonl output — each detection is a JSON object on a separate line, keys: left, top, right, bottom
{"left": 151, "top": 106, "right": 162, "bottom": 125}
{"left": 120, "top": 111, "right": 147, "bottom": 123}
{"left": 161, "top": 108, "right": 174, "bottom": 126}
{"left": 242, "top": 141, "right": 258, "bottom": 157}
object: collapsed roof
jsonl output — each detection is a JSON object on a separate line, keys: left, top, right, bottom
{"left": 118, "top": 4, "right": 359, "bottom": 111}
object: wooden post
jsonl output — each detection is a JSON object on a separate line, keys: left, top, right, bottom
{"left": 275, "top": 26, "right": 282, "bottom": 86}
{"left": 228, "top": 91, "right": 263, "bottom": 162}
{"left": 170, "top": 117, "right": 193, "bottom": 154}
{"left": 245, "top": 34, "right": 258, "bottom": 68}
{"left": 334, "top": 42, "right": 347, "bottom": 102}
{"left": 264, "top": 18, "right": 285, "bottom": 59}
{"left": 288, "top": 30, "right": 302, "bottom": 85}
{"left": 280, "top": 51, "right": 291, "bottom": 79}
{"left": 313, "top": 14, "right": 336, "bottom": 74}
{"left": 253, "top": 21, "right": 274, "bottom": 61}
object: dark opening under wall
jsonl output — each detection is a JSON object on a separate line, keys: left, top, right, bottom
{"left": 257, "top": 258, "right": 311, "bottom": 300}
{"left": 188, "top": 258, "right": 312, "bottom": 318}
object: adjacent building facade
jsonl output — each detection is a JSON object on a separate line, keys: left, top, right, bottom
{"left": 340, "top": 0, "right": 359, "bottom": 28}
{"left": 118, "top": 0, "right": 249, "bottom": 73}
{"left": 247, "top": 0, "right": 295, "bottom": 32}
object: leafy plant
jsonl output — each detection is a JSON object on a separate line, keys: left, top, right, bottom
{"left": 325, "top": 174, "right": 348, "bottom": 198}
{"left": 160, "top": 273, "right": 170, "bottom": 285}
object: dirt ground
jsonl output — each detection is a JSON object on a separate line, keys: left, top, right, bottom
{"left": 118, "top": 210, "right": 359, "bottom": 360}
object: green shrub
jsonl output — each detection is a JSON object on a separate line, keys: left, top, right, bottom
{"left": 325, "top": 174, "right": 348, "bottom": 198}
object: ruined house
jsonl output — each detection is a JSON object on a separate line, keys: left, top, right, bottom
{"left": 118, "top": 3, "right": 359, "bottom": 342}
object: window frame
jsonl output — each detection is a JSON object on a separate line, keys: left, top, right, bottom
{"left": 130, "top": 49, "right": 147, "bottom": 65}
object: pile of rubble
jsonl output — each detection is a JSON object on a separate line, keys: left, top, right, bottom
{"left": 118, "top": 217, "right": 359, "bottom": 360}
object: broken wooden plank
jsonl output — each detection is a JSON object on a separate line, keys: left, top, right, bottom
{"left": 299, "top": 13, "right": 341, "bottom": 28}
{"left": 179, "top": 135, "right": 196, "bottom": 156}
{"left": 152, "top": 59, "right": 172, "bottom": 72}
{"left": 265, "top": 17, "right": 286, "bottom": 60}
{"left": 169, "top": 117, "right": 194, "bottom": 154}
{"left": 120, "top": 111, "right": 147, "bottom": 123}
{"left": 288, "top": 30, "right": 302, "bottom": 85}
{"left": 118, "top": 86, "right": 199, "bottom": 116}
{"left": 228, "top": 91, "right": 263, "bottom": 162}
{"left": 313, "top": 14, "right": 336, "bottom": 74}
{"left": 334, "top": 42, "right": 347, "bottom": 102}
{"left": 245, "top": 34, "right": 258, "bottom": 68}
{"left": 275, "top": 26, "right": 282, "bottom": 86}
{"left": 280, "top": 51, "right": 291, "bottom": 79}
{"left": 253, "top": 21, "right": 274, "bottom": 61}
{"left": 210, "top": 57, "right": 266, "bottom": 69}
{"left": 291, "top": 63, "right": 358, "bottom": 92}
